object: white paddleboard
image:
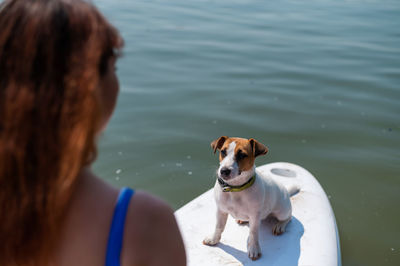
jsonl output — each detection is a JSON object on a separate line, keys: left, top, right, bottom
{"left": 175, "top": 162, "right": 341, "bottom": 266}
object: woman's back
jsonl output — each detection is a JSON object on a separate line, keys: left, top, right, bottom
{"left": 56, "top": 170, "right": 185, "bottom": 266}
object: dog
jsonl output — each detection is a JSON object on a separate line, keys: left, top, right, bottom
{"left": 203, "top": 136, "right": 299, "bottom": 260}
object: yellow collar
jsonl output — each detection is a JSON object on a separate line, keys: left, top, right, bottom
{"left": 217, "top": 175, "right": 256, "bottom": 192}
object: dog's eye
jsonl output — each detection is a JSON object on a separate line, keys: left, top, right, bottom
{"left": 221, "top": 150, "right": 227, "bottom": 157}
{"left": 236, "top": 152, "right": 248, "bottom": 160}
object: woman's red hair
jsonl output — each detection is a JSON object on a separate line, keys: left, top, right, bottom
{"left": 0, "top": 0, "right": 122, "bottom": 264}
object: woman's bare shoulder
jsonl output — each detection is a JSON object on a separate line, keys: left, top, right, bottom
{"left": 121, "top": 190, "right": 186, "bottom": 266}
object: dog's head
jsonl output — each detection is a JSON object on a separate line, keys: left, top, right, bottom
{"left": 211, "top": 136, "right": 268, "bottom": 181}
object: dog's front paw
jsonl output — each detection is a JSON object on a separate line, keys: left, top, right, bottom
{"left": 203, "top": 236, "right": 220, "bottom": 246}
{"left": 247, "top": 242, "right": 262, "bottom": 260}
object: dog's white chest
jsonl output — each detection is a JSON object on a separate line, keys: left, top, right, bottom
{"left": 216, "top": 191, "right": 251, "bottom": 220}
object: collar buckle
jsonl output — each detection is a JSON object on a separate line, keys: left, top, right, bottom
{"left": 222, "top": 186, "right": 231, "bottom": 192}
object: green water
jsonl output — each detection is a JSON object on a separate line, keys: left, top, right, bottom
{"left": 92, "top": 0, "right": 400, "bottom": 265}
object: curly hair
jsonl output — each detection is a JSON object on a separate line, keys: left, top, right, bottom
{"left": 0, "top": 0, "right": 122, "bottom": 264}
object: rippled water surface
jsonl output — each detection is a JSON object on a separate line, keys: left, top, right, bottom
{"left": 92, "top": 0, "right": 400, "bottom": 265}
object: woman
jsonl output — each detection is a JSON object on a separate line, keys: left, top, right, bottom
{"left": 0, "top": 0, "right": 186, "bottom": 265}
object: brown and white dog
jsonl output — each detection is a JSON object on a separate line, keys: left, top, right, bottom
{"left": 203, "top": 136, "right": 298, "bottom": 260}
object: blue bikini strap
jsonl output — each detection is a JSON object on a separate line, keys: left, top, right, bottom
{"left": 105, "top": 187, "right": 135, "bottom": 266}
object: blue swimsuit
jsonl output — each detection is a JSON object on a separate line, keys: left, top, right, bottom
{"left": 105, "top": 187, "right": 135, "bottom": 266}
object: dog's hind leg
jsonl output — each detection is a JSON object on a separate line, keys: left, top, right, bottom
{"left": 271, "top": 195, "right": 293, "bottom": 236}
{"left": 272, "top": 217, "right": 291, "bottom": 236}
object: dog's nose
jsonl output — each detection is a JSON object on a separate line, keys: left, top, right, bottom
{"left": 220, "top": 168, "right": 231, "bottom": 177}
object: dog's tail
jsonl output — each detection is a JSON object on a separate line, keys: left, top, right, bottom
{"left": 287, "top": 185, "right": 300, "bottom": 197}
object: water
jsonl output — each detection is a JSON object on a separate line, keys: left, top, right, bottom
{"left": 92, "top": 0, "right": 400, "bottom": 265}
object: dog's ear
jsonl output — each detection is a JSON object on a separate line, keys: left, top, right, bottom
{"left": 211, "top": 136, "right": 228, "bottom": 154}
{"left": 249, "top": 138, "right": 268, "bottom": 157}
